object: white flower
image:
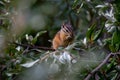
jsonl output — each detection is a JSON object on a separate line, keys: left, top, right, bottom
{"left": 96, "top": 3, "right": 116, "bottom": 22}
{"left": 104, "top": 7, "right": 116, "bottom": 22}
{"left": 105, "top": 21, "right": 115, "bottom": 32}
{"left": 25, "top": 34, "right": 33, "bottom": 41}
{"left": 52, "top": 51, "right": 73, "bottom": 64}
{"left": 59, "top": 51, "right": 72, "bottom": 64}
{"left": 96, "top": 5, "right": 106, "bottom": 8}
{"left": 16, "top": 46, "right": 21, "bottom": 51}
{"left": 25, "top": 34, "right": 29, "bottom": 40}
{"left": 96, "top": 3, "right": 109, "bottom": 8}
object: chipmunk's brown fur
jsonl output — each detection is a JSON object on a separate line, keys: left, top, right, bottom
{"left": 52, "top": 22, "right": 74, "bottom": 49}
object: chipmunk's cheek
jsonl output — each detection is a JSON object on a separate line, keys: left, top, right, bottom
{"left": 66, "top": 35, "right": 71, "bottom": 40}
{"left": 65, "top": 36, "right": 69, "bottom": 39}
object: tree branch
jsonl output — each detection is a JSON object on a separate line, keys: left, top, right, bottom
{"left": 84, "top": 52, "right": 120, "bottom": 80}
{"left": 13, "top": 42, "right": 55, "bottom": 51}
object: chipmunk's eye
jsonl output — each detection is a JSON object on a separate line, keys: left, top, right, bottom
{"left": 65, "top": 29, "right": 69, "bottom": 32}
{"left": 61, "top": 25, "right": 65, "bottom": 28}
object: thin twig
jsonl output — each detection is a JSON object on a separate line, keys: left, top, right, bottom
{"left": 22, "top": 47, "right": 30, "bottom": 54}
{"left": 13, "top": 42, "right": 55, "bottom": 51}
{"left": 39, "top": 51, "right": 59, "bottom": 63}
{"left": 22, "top": 48, "right": 42, "bottom": 54}
{"left": 84, "top": 52, "right": 120, "bottom": 80}
{"left": 39, "top": 53, "right": 50, "bottom": 63}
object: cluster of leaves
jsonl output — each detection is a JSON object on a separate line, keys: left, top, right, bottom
{"left": 0, "top": 0, "right": 120, "bottom": 80}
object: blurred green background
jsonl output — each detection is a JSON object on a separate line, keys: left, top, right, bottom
{"left": 0, "top": 0, "right": 120, "bottom": 80}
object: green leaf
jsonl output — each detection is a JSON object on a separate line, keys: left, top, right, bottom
{"left": 77, "top": 2, "right": 84, "bottom": 14}
{"left": 72, "top": 0, "right": 80, "bottom": 9}
{"left": 111, "top": 73, "right": 118, "bottom": 80}
{"left": 109, "top": 44, "right": 116, "bottom": 52}
{"left": 111, "top": 28, "right": 120, "bottom": 52}
{"left": 86, "top": 23, "right": 96, "bottom": 41}
{"left": 112, "top": 29, "right": 120, "bottom": 45}
{"left": 32, "top": 31, "right": 47, "bottom": 44}
{"left": 115, "top": 44, "right": 120, "bottom": 51}
{"left": 93, "top": 26, "right": 104, "bottom": 41}
{"left": 0, "top": 1, "right": 5, "bottom": 6}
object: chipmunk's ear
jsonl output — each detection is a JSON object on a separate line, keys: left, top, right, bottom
{"left": 61, "top": 22, "right": 65, "bottom": 28}
{"left": 61, "top": 21, "right": 71, "bottom": 28}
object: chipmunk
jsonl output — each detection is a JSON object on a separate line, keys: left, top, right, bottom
{"left": 52, "top": 22, "right": 74, "bottom": 49}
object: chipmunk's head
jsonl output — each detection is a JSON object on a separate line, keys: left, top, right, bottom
{"left": 61, "top": 22, "right": 74, "bottom": 39}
